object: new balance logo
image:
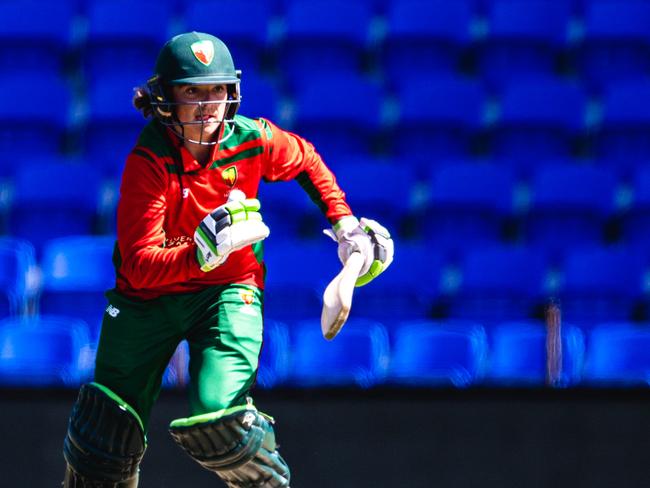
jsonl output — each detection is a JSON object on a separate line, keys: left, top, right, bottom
{"left": 106, "top": 304, "right": 120, "bottom": 318}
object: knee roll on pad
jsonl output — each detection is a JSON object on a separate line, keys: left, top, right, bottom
{"left": 63, "top": 383, "right": 146, "bottom": 486}
{"left": 169, "top": 405, "right": 290, "bottom": 487}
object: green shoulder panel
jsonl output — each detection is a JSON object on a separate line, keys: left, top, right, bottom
{"left": 259, "top": 118, "right": 273, "bottom": 139}
{"left": 135, "top": 120, "right": 173, "bottom": 159}
{"left": 220, "top": 115, "right": 264, "bottom": 151}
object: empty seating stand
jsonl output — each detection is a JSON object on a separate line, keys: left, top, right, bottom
{"left": 487, "top": 321, "right": 585, "bottom": 386}
{"left": 387, "top": 320, "right": 488, "bottom": 387}
{"left": 287, "top": 318, "right": 390, "bottom": 388}
{"left": 479, "top": 0, "right": 571, "bottom": 92}
{"left": 0, "top": 315, "right": 92, "bottom": 387}
{"left": 383, "top": 0, "right": 474, "bottom": 88}
{"left": 583, "top": 323, "right": 650, "bottom": 386}
{"left": 39, "top": 235, "right": 116, "bottom": 341}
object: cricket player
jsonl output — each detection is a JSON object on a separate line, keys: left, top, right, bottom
{"left": 61, "top": 31, "right": 393, "bottom": 487}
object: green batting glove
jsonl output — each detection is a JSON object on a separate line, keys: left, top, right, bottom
{"left": 194, "top": 197, "right": 270, "bottom": 272}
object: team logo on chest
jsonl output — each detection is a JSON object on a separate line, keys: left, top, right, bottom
{"left": 190, "top": 40, "right": 214, "bottom": 66}
{"left": 222, "top": 166, "right": 238, "bottom": 187}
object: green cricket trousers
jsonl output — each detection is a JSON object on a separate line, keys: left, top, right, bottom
{"left": 94, "top": 283, "right": 264, "bottom": 431}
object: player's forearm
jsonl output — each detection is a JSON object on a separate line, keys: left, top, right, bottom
{"left": 295, "top": 162, "right": 352, "bottom": 224}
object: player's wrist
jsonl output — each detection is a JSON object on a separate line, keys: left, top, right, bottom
{"left": 332, "top": 215, "right": 359, "bottom": 240}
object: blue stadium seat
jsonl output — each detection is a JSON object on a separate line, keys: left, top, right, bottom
{"left": 84, "top": 0, "right": 172, "bottom": 83}
{"left": 351, "top": 241, "right": 443, "bottom": 322}
{"left": 479, "top": 0, "right": 570, "bottom": 92}
{"left": 487, "top": 321, "right": 585, "bottom": 386}
{"left": 450, "top": 245, "right": 548, "bottom": 322}
{"left": 596, "top": 79, "right": 650, "bottom": 167}
{"left": 287, "top": 318, "right": 389, "bottom": 387}
{"left": 331, "top": 159, "right": 414, "bottom": 234}
{"left": 238, "top": 74, "right": 281, "bottom": 122}
{"left": 258, "top": 180, "right": 317, "bottom": 238}
{"left": 9, "top": 161, "right": 102, "bottom": 255}
{"left": 292, "top": 73, "right": 383, "bottom": 161}
{"left": 424, "top": 162, "right": 514, "bottom": 255}
{"left": 0, "top": 75, "right": 69, "bottom": 159}
{"left": 0, "top": 2, "right": 73, "bottom": 77}
{"left": 559, "top": 246, "right": 644, "bottom": 324}
{"left": 623, "top": 165, "right": 650, "bottom": 247}
{"left": 394, "top": 76, "right": 485, "bottom": 167}
{"left": 0, "top": 315, "right": 92, "bottom": 386}
{"left": 583, "top": 322, "right": 650, "bottom": 385}
{"left": 184, "top": 0, "right": 271, "bottom": 72}
{"left": 0, "top": 238, "right": 37, "bottom": 318}
{"left": 280, "top": 0, "right": 372, "bottom": 87}
{"left": 525, "top": 164, "right": 617, "bottom": 256}
{"left": 578, "top": 0, "right": 650, "bottom": 94}
{"left": 85, "top": 76, "right": 147, "bottom": 177}
{"left": 383, "top": 0, "right": 473, "bottom": 88}
{"left": 492, "top": 78, "right": 586, "bottom": 161}
{"left": 162, "top": 340, "right": 190, "bottom": 389}
{"left": 40, "top": 236, "right": 116, "bottom": 341}
{"left": 387, "top": 320, "right": 488, "bottom": 387}
{"left": 263, "top": 240, "right": 340, "bottom": 320}
{"left": 257, "top": 319, "right": 291, "bottom": 388}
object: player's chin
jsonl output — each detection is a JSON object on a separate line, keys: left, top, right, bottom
{"left": 200, "top": 119, "right": 221, "bottom": 131}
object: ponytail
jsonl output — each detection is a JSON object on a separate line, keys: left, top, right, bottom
{"left": 132, "top": 87, "right": 153, "bottom": 118}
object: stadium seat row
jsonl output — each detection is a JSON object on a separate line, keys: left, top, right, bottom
{"left": 3, "top": 0, "right": 650, "bottom": 92}
{"left": 5, "top": 159, "right": 650, "bottom": 253}
{"left": 7, "top": 74, "right": 650, "bottom": 174}
{"left": 1, "top": 315, "right": 649, "bottom": 389}
{"left": 2, "top": 236, "right": 650, "bottom": 334}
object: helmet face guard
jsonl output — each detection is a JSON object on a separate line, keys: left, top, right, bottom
{"left": 146, "top": 32, "right": 244, "bottom": 146}
{"left": 147, "top": 72, "right": 242, "bottom": 146}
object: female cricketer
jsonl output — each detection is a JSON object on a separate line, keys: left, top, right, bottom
{"left": 61, "top": 31, "right": 394, "bottom": 487}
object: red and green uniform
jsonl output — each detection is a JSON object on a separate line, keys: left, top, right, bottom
{"left": 95, "top": 115, "right": 352, "bottom": 428}
{"left": 115, "top": 114, "right": 351, "bottom": 300}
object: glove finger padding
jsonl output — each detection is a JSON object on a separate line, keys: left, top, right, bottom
{"left": 195, "top": 198, "right": 270, "bottom": 272}
{"left": 355, "top": 217, "right": 394, "bottom": 287}
{"left": 217, "top": 217, "right": 269, "bottom": 254}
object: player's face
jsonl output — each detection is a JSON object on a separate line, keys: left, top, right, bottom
{"left": 172, "top": 84, "right": 229, "bottom": 139}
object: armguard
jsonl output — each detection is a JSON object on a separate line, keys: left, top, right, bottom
{"left": 63, "top": 383, "right": 146, "bottom": 487}
{"left": 169, "top": 404, "right": 290, "bottom": 487}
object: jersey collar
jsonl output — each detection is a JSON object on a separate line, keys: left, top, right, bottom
{"left": 165, "top": 124, "right": 225, "bottom": 173}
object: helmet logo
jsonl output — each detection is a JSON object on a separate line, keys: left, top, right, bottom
{"left": 190, "top": 40, "right": 214, "bottom": 66}
{"left": 221, "top": 166, "right": 238, "bottom": 187}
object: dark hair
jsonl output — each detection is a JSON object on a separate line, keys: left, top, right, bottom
{"left": 132, "top": 87, "right": 153, "bottom": 118}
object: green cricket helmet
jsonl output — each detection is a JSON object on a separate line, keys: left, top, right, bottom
{"left": 147, "top": 32, "right": 241, "bottom": 145}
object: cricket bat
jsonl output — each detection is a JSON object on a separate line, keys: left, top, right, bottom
{"left": 320, "top": 252, "right": 364, "bottom": 340}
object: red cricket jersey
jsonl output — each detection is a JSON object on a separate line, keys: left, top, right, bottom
{"left": 114, "top": 115, "right": 352, "bottom": 300}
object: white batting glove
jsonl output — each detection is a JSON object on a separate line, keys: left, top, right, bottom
{"left": 324, "top": 216, "right": 394, "bottom": 287}
{"left": 194, "top": 198, "right": 270, "bottom": 272}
